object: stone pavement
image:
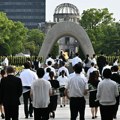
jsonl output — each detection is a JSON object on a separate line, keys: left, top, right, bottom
{"left": 19, "top": 104, "right": 120, "bottom": 120}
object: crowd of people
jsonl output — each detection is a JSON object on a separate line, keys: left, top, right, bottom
{"left": 0, "top": 52, "right": 120, "bottom": 120}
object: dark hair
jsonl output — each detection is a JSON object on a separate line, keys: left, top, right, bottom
{"left": 49, "top": 71, "right": 54, "bottom": 80}
{"left": 48, "top": 54, "right": 51, "bottom": 57}
{"left": 111, "top": 65, "right": 118, "bottom": 72}
{"left": 46, "top": 67, "right": 51, "bottom": 73}
{"left": 47, "top": 61, "right": 52, "bottom": 66}
{"left": 61, "top": 61, "right": 65, "bottom": 66}
{"left": 74, "top": 63, "right": 82, "bottom": 74}
{"left": 1, "top": 69, "right": 5, "bottom": 76}
{"left": 75, "top": 53, "right": 79, "bottom": 56}
{"left": 37, "top": 68, "right": 45, "bottom": 78}
{"left": 103, "top": 69, "right": 111, "bottom": 78}
{"left": 91, "top": 62, "right": 94, "bottom": 66}
{"left": 60, "top": 70, "right": 67, "bottom": 77}
{"left": 84, "top": 54, "right": 89, "bottom": 64}
{"left": 7, "top": 66, "right": 15, "bottom": 74}
{"left": 24, "top": 62, "right": 31, "bottom": 69}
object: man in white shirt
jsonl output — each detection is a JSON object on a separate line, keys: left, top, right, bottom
{"left": 31, "top": 68, "right": 52, "bottom": 120}
{"left": 44, "top": 61, "right": 56, "bottom": 76}
{"left": 20, "top": 62, "right": 38, "bottom": 118}
{"left": 71, "top": 53, "right": 82, "bottom": 67}
{"left": 97, "top": 69, "right": 119, "bottom": 120}
{"left": 45, "top": 54, "right": 55, "bottom": 66}
{"left": 87, "top": 62, "right": 98, "bottom": 79}
{"left": 65, "top": 63, "right": 88, "bottom": 120}
{"left": 57, "top": 61, "right": 69, "bottom": 77}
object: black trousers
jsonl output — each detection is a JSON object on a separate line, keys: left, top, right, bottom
{"left": 23, "top": 90, "right": 33, "bottom": 117}
{"left": 70, "top": 97, "right": 86, "bottom": 120}
{"left": 4, "top": 105, "right": 19, "bottom": 120}
{"left": 34, "top": 107, "right": 49, "bottom": 120}
{"left": 100, "top": 104, "right": 115, "bottom": 120}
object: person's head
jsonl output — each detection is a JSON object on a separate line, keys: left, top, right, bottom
{"left": 91, "top": 62, "right": 94, "bottom": 67}
{"left": 60, "top": 70, "right": 67, "bottom": 77}
{"left": 35, "top": 56, "right": 37, "bottom": 60}
{"left": 48, "top": 54, "right": 51, "bottom": 57}
{"left": 49, "top": 71, "right": 54, "bottom": 80}
{"left": 61, "top": 61, "right": 65, "bottom": 66}
{"left": 46, "top": 67, "right": 51, "bottom": 73}
{"left": 93, "top": 54, "right": 96, "bottom": 58}
{"left": 100, "top": 51, "right": 104, "bottom": 55}
{"left": 7, "top": 66, "right": 15, "bottom": 74}
{"left": 111, "top": 65, "right": 119, "bottom": 72}
{"left": 103, "top": 69, "right": 111, "bottom": 78}
{"left": 47, "top": 61, "right": 52, "bottom": 66}
{"left": 75, "top": 53, "right": 79, "bottom": 56}
{"left": 1, "top": 69, "right": 6, "bottom": 77}
{"left": 37, "top": 68, "right": 45, "bottom": 78}
{"left": 74, "top": 63, "right": 82, "bottom": 74}
{"left": 24, "top": 62, "right": 31, "bottom": 69}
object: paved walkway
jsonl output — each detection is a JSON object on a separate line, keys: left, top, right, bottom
{"left": 19, "top": 104, "right": 120, "bottom": 120}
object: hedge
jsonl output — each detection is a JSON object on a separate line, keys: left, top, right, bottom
{"left": 0, "top": 56, "right": 43, "bottom": 66}
{"left": 0, "top": 55, "right": 118, "bottom": 66}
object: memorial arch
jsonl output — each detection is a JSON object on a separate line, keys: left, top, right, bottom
{"left": 38, "top": 21, "right": 95, "bottom": 62}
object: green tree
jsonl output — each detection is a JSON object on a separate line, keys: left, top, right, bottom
{"left": 0, "top": 43, "right": 11, "bottom": 56}
{"left": 26, "top": 29, "right": 45, "bottom": 55}
{"left": 0, "top": 12, "right": 28, "bottom": 55}
{"left": 80, "top": 8, "right": 120, "bottom": 55}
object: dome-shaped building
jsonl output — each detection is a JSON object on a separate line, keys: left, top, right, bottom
{"left": 54, "top": 3, "right": 80, "bottom": 23}
{"left": 53, "top": 3, "right": 80, "bottom": 57}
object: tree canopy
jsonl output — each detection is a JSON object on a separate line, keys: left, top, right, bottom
{"left": 80, "top": 8, "right": 120, "bottom": 55}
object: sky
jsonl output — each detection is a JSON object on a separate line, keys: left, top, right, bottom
{"left": 46, "top": 0, "right": 120, "bottom": 22}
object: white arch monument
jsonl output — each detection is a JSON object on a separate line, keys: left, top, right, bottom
{"left": 38, "top": 21, "right": 95, "bottom": 62}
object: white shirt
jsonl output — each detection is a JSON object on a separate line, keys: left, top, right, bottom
{"left": 46, "top": 57, "right": 55, "bottom": 66}
{"left": 57, "top": 76, "right": 68, "bottom": 87}
{"left": 43, "top": 73, "right": 50, "bottom": 80}
{"left": 20, "top": 69, "right": 38, "bottom": 86}
{"left": 91, "top": 58, "right": 97, "bottom": 65}
{"left": 102, "top": 65, "right": 112, "bottom": 75}
{"left": 44, "top": 66, "right": 56, "bottom": 76}
{"left": 72, "top": 56, "right": 82, "bottom": 67}
{"left": 3, "top": 57, "right": 9, "bottom": 66}
{"left": 87, "top": 67, "right": 98, "bottom": 79}
{"left": 58, "top": 66, "right": 69, "bottom": 77}
{"left": 31, "top": 78, "right": 52, "bottom": 108}
{"left": 66, "top": 74, "right": 88, "bottom": 97}
{"left": 97, "top": 79, "right": 119, "bottom": 105}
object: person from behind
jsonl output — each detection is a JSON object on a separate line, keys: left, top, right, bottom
{"left": 97, "top": 52, "right": 107, "bottom": 75}
{"left": 71, "top": 52, "right": 82, "bottom": 67}
{"left": 87, "top": 62, "right": 98, "bottom": 79}
{"left": 0, "top": 70, "right": 6, "bottom": 119}
{"left": 96, "top": 69, "right": 119, "bottom": 120}
{"left": 64, "top": 63, "right": 88, "bottom": 120}
{"left": 45, "top": 54, "right": 55, "bottom": 67}
{"left": 20, "top": 62, "right": 38, "bottom": 118}
{"left": 43, "top": 68, "right": 51, "bottom": 80}
{"left": 57, "top": 70, "right": 68, "bottom": 107}
{"left": 2, "top": 56, "right": 9, "bottom": 70}
{"left": 48, "top": 71, "right": 60, "bottom": 118}
{"left": 0, "top": 66, "right": 22, "bottom": 120}
{"left": 30, "top": 68, "right": 52, "bottom": 120}
{"left": 111, "top": 65, "right": 120, "bottom": 119}
{"left": 33, "top": 56, "right": 41, "bottom": 70}
{"left": 57, "top": 61, "right": 69, "bottom": 77}
{"left": 44, "top": 61, "right": 56, "bottom": 76}
{"left": 83, "top": 54, "right": 92, "bottom": 73}
{"left": 88, "top": 71, "right": 100, "bottom": 119}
